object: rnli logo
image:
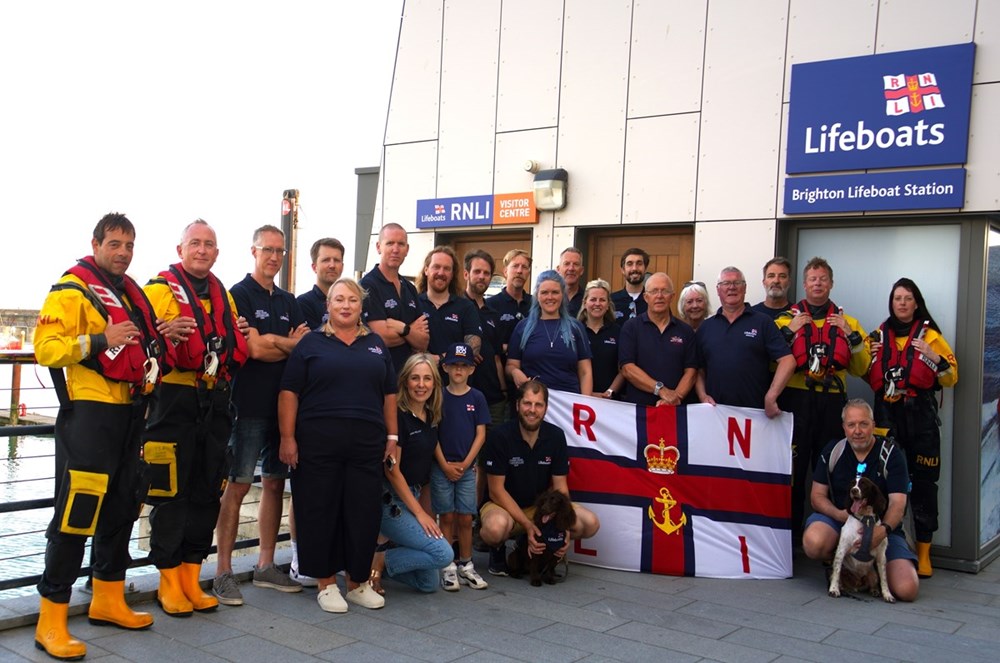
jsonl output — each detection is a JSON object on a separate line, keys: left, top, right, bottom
{"left": 884, "top": 72, "right": 945, "bottom": 116}
{"left": 538, "top": 456, "right": 551, "bottom": 465}
{"left": 744, "top": 328, "right": 758, "bottom": 338}
{"left": 408, "top": 300, "right": 418, "bottom": 309}
{"left": 254, "top": 310, "right": 269, "bottom": 320}
{"left": 368, "top": 345, "right": 384, "bottom": 355}
{"left": 500, "top": 313, "right": 517, "bottom": 322}
{"left": 280, "top": 313, "right": 290, "bottom": 322}
{"left": 604, "top": 337, "right": 617, "bottom": 345}
{"left": 434, "top": 204, "right": 445, "bottom": 214}
{"left": 670, "top": 336, "right": 684, "bottom": 344}
{"left": 486, "top": 319, "right": 496, "bottom": 328}
{"left": 385, "top": 298, "right": 398, "bottom": 310}
{"left": 446, "top": 313, "right": 459, "bottom": 323}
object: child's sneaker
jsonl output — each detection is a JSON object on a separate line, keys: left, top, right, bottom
{"left": 457, "top": 560, "right": 488, "bottom": 589}
{"left": 441, "top": 562, "right": 460, "bottom": 591}
{"left": 488, "top": 546, "right": 509, "bottom": 576}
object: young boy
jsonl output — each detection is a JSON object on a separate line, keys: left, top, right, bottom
{"left": 434, "top": 343, "right": 490, "bottom": 591}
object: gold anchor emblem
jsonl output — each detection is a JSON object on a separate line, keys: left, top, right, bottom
{"left": 648, "top": 487, "right": 687, "bottom": 535}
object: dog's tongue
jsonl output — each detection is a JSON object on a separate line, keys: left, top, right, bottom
{"left": 850, "top": 499, "right": 865, "bottom": 515}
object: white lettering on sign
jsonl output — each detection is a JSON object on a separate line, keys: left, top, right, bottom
{"left": 803, "top": 119, "right": 944, "bottom": 154}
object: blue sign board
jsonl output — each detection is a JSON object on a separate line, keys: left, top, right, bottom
{"left": 786, "top": 43, "right": 975, "bottom": 174}
{"left": 416, "top": 195, "right": 493, "bottom": 229}
{"left": 783, "top": 168, "right": 965, "bottom": 214}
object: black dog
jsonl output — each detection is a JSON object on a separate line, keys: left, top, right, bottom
{"left": 507, "top": 490, "right": 576, "bottom": 586}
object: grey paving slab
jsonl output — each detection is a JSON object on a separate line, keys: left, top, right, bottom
{"left": 236, "top": 585, "right": 334, "bottom": 625}
{"left": 822, "top": 626, "right": 989, "bottom": 662}
{"left": 0, "top": 625, "right": 111, "bottom": 661}
{"left": 608, "top": 620, "right": 778, "bottom": 663}
{"left": 721, "top": 627, "right": 861, "bottom": 662}
{"left": 315, "top": 640, "right": 428, "bottom": 663}
{"left": 423, "top": 616, "right": 587, "bottom": 663}
{"left": 562, "top": 573, "right": 697, "bottom": 612}
{"left": 872, "top": 622, "right": 999, "bottom": 660}
{"left": 0, "top": 642, "right": 32, "bottom": 662}
{"left": 955, "top": 622, "right": 1000, "bottom": 643}
{"left": 583, "top": 597, "right": 739, "bottom": 639}
{"left": 128, "top": 608, "right": 244, "bottom": 648}
{"left": 319, "top": 612, "right": 475, "bottom": 662}
{"left": 476, "top": 591, "right": 628, "bottom": 632}
{"left": 89, "top": 628, "right": 229, "bottom": 663}
{"left": 569, "top": 563, "right": 700, "bottom": 594}
{"left": 492, "top": 576, "right": 605, "bottom": 608}
{"left": 201, "top": 602, "right": 356, "bottom": 654}
{"left": 676, "top": 601, "right": 838, "bottom": 642}
{"left": 200, "top": 633, "right": 326, "bottom": 662}
{"left": 529, "top": 622, "right": 701, "bottom": 663}
{"left": 409, "top": 590, "right": 556, "bottom": 634}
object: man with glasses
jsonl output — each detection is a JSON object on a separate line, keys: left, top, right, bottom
{"left": 802, "top": 399, "right": 919, "bottom": 601}
{"left": 611, "top": 247, "right": 649, "bottom": 321}
{"left": 213, "top": 225, "right": 309, "bottom": 605}
{"left": 619, "top": 272, "right": 697, "bottom": 406}
{"left": 752, "top": 257, "right": 793, "bottom": 320}
{"left": 694, "top": 267, "right": 794, "bottom": 416}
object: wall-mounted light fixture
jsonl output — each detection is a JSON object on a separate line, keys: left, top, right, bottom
{"left": 533, "top": 168, "right": 568, "bottom": 211}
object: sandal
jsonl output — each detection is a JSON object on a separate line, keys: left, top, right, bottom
{"left": 368, "top": 567, "right": 385, "bottom": 596}
{"left": 369, "top": 545, "right": 387, "bottom": 596}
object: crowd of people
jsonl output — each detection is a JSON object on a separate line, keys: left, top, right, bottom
{"left": 31, "top": 214, "right": 957, "bottom": 659}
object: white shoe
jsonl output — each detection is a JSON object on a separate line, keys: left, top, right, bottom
{"left": 345, "top": 584, "right": 385, "bottom": 609}
{"left": 317, "top": 585, "right": 348, "bottom": 613}
{"left": 290, "top": 565, "right": 319, "bottom": 588}
{"left": 457, "top": 561, "right": 489, "bottom": 590}
{"left": 441, "top": 562, "right": 460, "bottom": 592}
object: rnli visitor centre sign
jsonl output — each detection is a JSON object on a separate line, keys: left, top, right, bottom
{"left": 784, "top": 43, "right": 975, "bottom": 214}
{"left": 416, "top": 192, "right": 537, "bottom": 229}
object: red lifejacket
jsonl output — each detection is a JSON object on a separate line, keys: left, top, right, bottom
{"left": 867, "top": 319, "right": 938, "bottom": 399}
{"left": 59, "top": 256, "right": 171, "bottom": 392}
{"left": 155, "top": 264, "right": 248, "bottom": 381}
{"left": 789, "top": 300, "right": 852, "bottom": 380}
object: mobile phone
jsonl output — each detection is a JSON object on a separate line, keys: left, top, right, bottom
{"left": 384, "top": 455, "right": 396, "bottom": 471}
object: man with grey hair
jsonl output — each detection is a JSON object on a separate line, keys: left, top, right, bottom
{"left": 752, "top": 257, "right": 793, "bottom": 320}
{"left": 695, "top": 266, "right": 795, "bottom": 417}
{"left": 557, "top": 247, "right": 585, "bottom": 317}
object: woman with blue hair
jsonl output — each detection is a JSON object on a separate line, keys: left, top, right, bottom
{"left": 505, "top": 270, "right": 593, "bottom": 394}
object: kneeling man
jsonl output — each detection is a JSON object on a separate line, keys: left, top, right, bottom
{"left": 802, "top": 398, "right": 919, "bottom": 601}
{"left": 479, "top": 380, "right": 600, "bottom": 576}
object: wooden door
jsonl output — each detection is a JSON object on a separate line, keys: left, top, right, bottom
{"left": 586, "top": 227, "right": 694, "bottom": 302}
{"left": 440, "top": 230, "right": 533, "bottom": 290}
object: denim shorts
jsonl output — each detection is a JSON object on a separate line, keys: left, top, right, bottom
{"left": 429, "top": 464, "right": 477, "bottom": 515}
{"left": 228, "top": 417, "right": 289, "bottom": 483}
{"left": 805, "top": 512, "right": 917, "bottom": 563}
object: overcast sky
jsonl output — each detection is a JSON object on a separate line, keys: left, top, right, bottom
{"left": 0, "top": 1, "right": 402, "bottom": 310}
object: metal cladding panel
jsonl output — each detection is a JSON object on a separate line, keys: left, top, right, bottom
{"left": 696, "top": 0, "right": 787, "bottom": 221}
{"left": 876, "top": 0, "right": 976, "bottom": 54}
{"left": 385, "top": 0, "right": 442, "bottom": 145}
{"left": 495, "top": 128, "right": 558, "bottom": 195}
{"left": 628, "top": 0, "right": 707, "bottom": 116}
{"left": 380, "top": 141, "right": 438, "bottom": 232}
{"left": 623, "top": 114, "right": 699, "bottom": 224}
{"left": 437, "top": 0, "right": 501, "bottom": 197}
{"left": 496, "top": 0, "right": 563, "bottom": 132}
{"left": 693, "top": 219, "right": 777, "bottom": 290}
{"left": 975, "top": 0, "right": 1000, "bottom": 83}
{"left": 554, "top": 1, "right": 632, "bottom": 228}
{"left": 964, "top": 83, "right": 1000, "bottom": 211}
{"left": 784, "top": 0, "right": 877, "bottom": 103}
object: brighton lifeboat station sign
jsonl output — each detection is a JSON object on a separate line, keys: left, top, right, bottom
{"left": 784, "top": 43, "right": 975, "bottom": 214}
{"left": 416, "top": 192, "right": 538, "bottom": 229}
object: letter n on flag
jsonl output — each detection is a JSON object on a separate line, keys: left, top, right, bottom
{"left": 547, "top": 391, "right": 793, "bottom": 579}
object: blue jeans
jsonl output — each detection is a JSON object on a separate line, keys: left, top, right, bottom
{"left": 380, "top": 486, "right": 453, "bottom": 592}
{"left": 429, "top": 464, "right": 477, "bottom": 515}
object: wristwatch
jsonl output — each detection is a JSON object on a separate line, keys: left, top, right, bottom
{"left": 653, "top": 381, "right": 664, "bottom": 397}
{"left": 882, "top": 523, "right": 893, "bottom": 537}
{"left": 400, "top": 322, "right": 411, "bottom": 337}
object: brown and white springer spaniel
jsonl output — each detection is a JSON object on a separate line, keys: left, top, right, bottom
{"left": 828, "top": 476, "right": 895, "bottom": 603}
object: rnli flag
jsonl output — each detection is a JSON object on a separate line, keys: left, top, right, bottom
{"left": 546, "top": 391, "right": 793, "bottom": 579}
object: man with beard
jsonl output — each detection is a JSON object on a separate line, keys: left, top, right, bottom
{"left": 557, "top": 247, "right": 585, "bottom": 317}
{"left": 802, "top": 399, "right": 919, "bottom": 601}
{"left": 479, "top": 380, "right": 601, "bottom": 575}
{"left": 297, "top": 237, "right": 345, "bottom": 329}
{"left": 752, "top": 257, "right": 792, "bottom": 320}
{"left": 611, "top": 247, "right": 649, "bottom": 321}
{"left": 463, "top": 249, "right": 506, "bottom": 426}
{"left": 361, "top": 223, "right": 430, "bottom": 373}
{"left": 416, "top": 245, "right": 481, "bottom": 361}
{"left": 486, "top": 249, "right": 533, "bottom": 354}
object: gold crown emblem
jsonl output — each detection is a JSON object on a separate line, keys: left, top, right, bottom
{"left": 644, "top": 438, "right": 679, "bottom": 474}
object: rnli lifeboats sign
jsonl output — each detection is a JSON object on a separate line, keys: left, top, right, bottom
{"left": 416, "top": 192, "right": 537, "bottom": 229}
{"left": 784, "top": 43, "right": 974, "bottom": 214}
{"left": 546, "top": 391, "right": 793, "bottom": 579}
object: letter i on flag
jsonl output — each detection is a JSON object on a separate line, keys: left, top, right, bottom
{"left": 547, "top": 391, "right": 793, "bottom": 579}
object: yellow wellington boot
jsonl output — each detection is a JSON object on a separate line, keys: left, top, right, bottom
{"left": 916, "top": 541, "right": 933, "bottom": 578}
{"left": 35, "top": 597, "right": 86, "bottom": 661}
{"left": 88, "top": 578, "right": 153, "bottom": 630}
{"left": 179, "top": 562, "right": 219, "bottom": 612}
{"left": 157, "top": 566, "right": 194, "bottom": 617}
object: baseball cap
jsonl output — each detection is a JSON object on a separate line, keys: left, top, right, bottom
{"left": 441, "top": 342, "right": 475, "bottom": 366}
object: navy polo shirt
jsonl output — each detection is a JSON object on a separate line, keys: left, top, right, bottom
{"left": 297, "top": 284, "right": 328, "bottom": 330}
{"left": 280, "top": 330, "right": 396, "bottom": 427}
{"left": 696, "top": 305, "right": 791, "bottom": 409}
{"left": 585, "top": 322, "right": 621, "bottom": 393}
{"left": 486, "top": 289, "right": 532, "bottom": 349}
{"left": 467, "top": 295, "right": 505, "bottom": 404}
{"left": 396, "top": 408, "right": 438, "bottom": 487}
{"left": 751, "top": 301, "right": 789, "bottom": 321}
{"left": 566, "top": 289, "right": 584, "bottom": 318}
{"left": 418, "top": 292, "right": 482, "bottom": 355}
{"left": 508, "top": 318, "right": 592, "bottom": 393}
{"left": 618, "top": 313, "right": 697, "bottom": 406}
{"left": 814, "top": 437, "right": 908, "bottom": 511}
{"left": 439, "top": 387, "right": 490, "bottom": 461}
{"left": 484, "top": 420, "right": 569, "bottom": 508}
{"left": 360, "top": 265, "right": 423, "bottom": 373}
{"left": 611, "top": 288, "right": 647, "bottom": 321}
{"left": 230, "top": 274, "right": 305, "bottom": 419}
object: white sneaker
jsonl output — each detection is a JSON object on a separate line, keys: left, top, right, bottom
{"left": 317, "top": 585, "right": 348, "bottom": 613}
{"left": 441, "top": 562, "right": 460, "bottom": 592}
{"left": 290, "top": 565, "right": 319, "bottom": 588}
{"left": 457, "top": 561, "right": 489, "bottom": 590}
{"left": 345, "top": 584, "right": 385, "bottom": 609}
